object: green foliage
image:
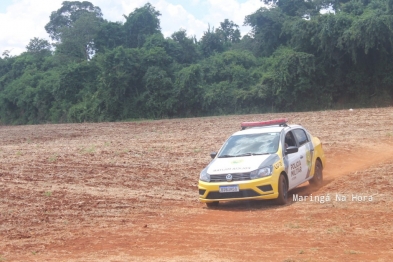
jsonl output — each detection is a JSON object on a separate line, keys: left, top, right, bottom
{"left": 174, "top": 64, "right": 204, "bottom": 116}
{"left": 260, "top": 47, "right": 320, "bottom": 110}
{"left": 0, "top": 67, "right": 54, "bottom": 124}
{"left": 340, "top": 8, "right": 393, "bottom": 60}
{"left": 93, "top": 46, "right": 144, "bottom": 121}
{"left": 171, "top": 30, "right": 199, "bottom": 64}
{"left": 217, "top": 19, "right": 241, "bottom": 44}
{"left": 1, "top": 1, "right": 393, "bottom": 124}
{"left": 263, "top": 0, "right": 321, "bottom": 17}
{"left": 199, "top": 25, "right": 225, "bottom": 57}
{"left": 142, "top": 66, "right": 175, "bottom": 118}
{"left": 55, "top": 12, "right": 102, "bottom": 61}
{"left": 26, "top": 38, "right": 51, "bottom": 55}
{"left": 245, "top": 7, "right": 287, "bottom": 56}
{"left": 95, "top": 21, "right": 125, "bottom": 52}
{"left": 45, "top": 1, "right": 103, "bottom": 41}
{"left": 123, "top": 3, "right": 161, "bottom": 48}
{"left": 200, "top": 50, "right": 262, "bottom": 113}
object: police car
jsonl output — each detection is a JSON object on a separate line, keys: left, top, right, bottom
{"left": 198, "top": 119, "right": 325, "bottom": 207}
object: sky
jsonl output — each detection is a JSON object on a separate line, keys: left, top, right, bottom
{"left": 0, "top": 0, "right": 267, "bottom": 57}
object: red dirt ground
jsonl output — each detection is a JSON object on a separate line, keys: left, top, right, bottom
{"left": 1, "top": 107, "right": 393, "bottom": 261}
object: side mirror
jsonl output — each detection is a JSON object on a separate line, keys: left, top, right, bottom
{"left": 210, "top": 152, "right": 217, "bottom": 159}
{"left": 285, "top": 146, "right": 298, "bottom": 155}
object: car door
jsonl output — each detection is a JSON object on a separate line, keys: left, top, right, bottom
{"left": 283, "top": 131, "right": 304, "bottom": 189}
{"left": 292, "top": 128, "right": 314, "bottom": 183}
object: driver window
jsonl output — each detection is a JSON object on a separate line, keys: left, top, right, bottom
{"left": 284, "top": 131, "right": 296, "bottom": 148}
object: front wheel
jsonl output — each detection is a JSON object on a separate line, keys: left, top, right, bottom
{"left": 275, "top": 174, "right": 288, "bottom": 205}
{"left": 309, "top": 160, "right": 323, "bottom": 186}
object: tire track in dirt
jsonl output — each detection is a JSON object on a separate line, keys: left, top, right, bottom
{"left": 290, "top": 141, "right": 393, "bottom": 197}
{"left": 323, "top": 141, "right": 393, "bottom": 181}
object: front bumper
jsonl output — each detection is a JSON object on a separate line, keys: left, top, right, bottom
{"left": 198, "top": 174, "right": 279, "bottom": 203}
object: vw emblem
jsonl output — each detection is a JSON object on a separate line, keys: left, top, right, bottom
{"left": 226, "top": 174, "right": 233, "bottom": 182}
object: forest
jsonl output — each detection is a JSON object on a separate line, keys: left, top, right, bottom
{"left": 0, "top": 0, "right": 393, "bottom": 124}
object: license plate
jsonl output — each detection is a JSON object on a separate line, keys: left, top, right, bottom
{"left": 219, "top": 185, "right": 239, "bottom": 193}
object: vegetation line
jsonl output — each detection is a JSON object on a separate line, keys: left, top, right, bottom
{"left": 0, "top": 0, "right": 392, "bottom": 125}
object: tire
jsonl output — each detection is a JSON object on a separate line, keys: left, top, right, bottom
{"left": 309, "top": 160, "right": 323, "bottom": 186}
{"left": 275, "top": 174, "right": 288, "bottom": 205}
{"left": 206, "top": 201, "right": 219, "bottom": 208}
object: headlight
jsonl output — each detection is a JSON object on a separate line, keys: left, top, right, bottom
{"left": 199, "top": 168, "right": 210, "bottom": 182}
{"left": 250, "top": 166, "right": 272, "bottom": 179}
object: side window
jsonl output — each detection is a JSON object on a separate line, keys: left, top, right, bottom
{"left": 293, "top": 129, "right": 309, "bottom": 146}
{"left": 284, "top": 131, "right": 296, "bottom": 147}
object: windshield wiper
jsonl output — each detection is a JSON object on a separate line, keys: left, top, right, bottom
{"left": 235, "top": 153, "right": 270, "bottom": 157}
{"left": 218, "top": 154, "right": 236, "bottom": 158}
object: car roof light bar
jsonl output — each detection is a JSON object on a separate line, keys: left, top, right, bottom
{"left": 241, "top": 118, "right": 288, "bottom": 130}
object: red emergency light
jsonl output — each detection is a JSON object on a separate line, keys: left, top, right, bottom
{"left": 241, "top": 118, "right": 288, "bottom": 130}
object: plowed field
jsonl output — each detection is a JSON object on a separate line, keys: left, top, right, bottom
{"left": 1, "top": 107, "right": 393, "bottom": 261}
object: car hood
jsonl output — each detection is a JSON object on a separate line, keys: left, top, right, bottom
{"left": 207, "top": 155, "right": 272, "bottom": 175}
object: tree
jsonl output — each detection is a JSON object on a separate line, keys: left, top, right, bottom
{"left": 216, "top": 19, "right": 241, "bottom": 43}
{"left": 55, "top": 12, "right": 101, "bottom": 60}
{"left": 245, "top": 7, "right": 287, "bottom": 56}
{"left": 200, "top": 25, "right": 225, "bottom": 57}
{"left": 171, "top": 29, "right": 199, "bottom": 64}
{"left": 174, "top": 64, "right": 203, "bottom": 116}
{"left": 123, "top": 3, "right": 161, "bottom": 48}
{"left": 26, "top": 38, "right": 52, "bottom": 56}
{"left": 260, "top": 47, "right": 318, "bottom": 110}
{"left": 45, "top": 1, "right": 103, "bottom": 41}
{"left": 262, "top": 0, "right": 321, "bottom": 17}
{"left": 1, "top": 50, "right": 11, "bottom": 59}
{"left": 93, "top": 46, "right": 145, "bottom": 120}
{"left": 200, "top": 50, "right": 260, "bottom": 113}
{"left": 95, "top": 21, "right": 125, "bottom": 52}
{"left": 141, "top": 66, "right": 175, "bottom": 118}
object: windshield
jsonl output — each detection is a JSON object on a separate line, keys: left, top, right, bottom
{"left": 218, "top": 132, "right": 280, "bottom": 157}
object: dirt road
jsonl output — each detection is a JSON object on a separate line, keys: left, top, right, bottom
{"left": 1, "top": 107, "right": 393, "bottom": 261}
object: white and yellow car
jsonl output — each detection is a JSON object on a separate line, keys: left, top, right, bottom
{"left": 198, "top": 119, "right": 325, "bottom": 207}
